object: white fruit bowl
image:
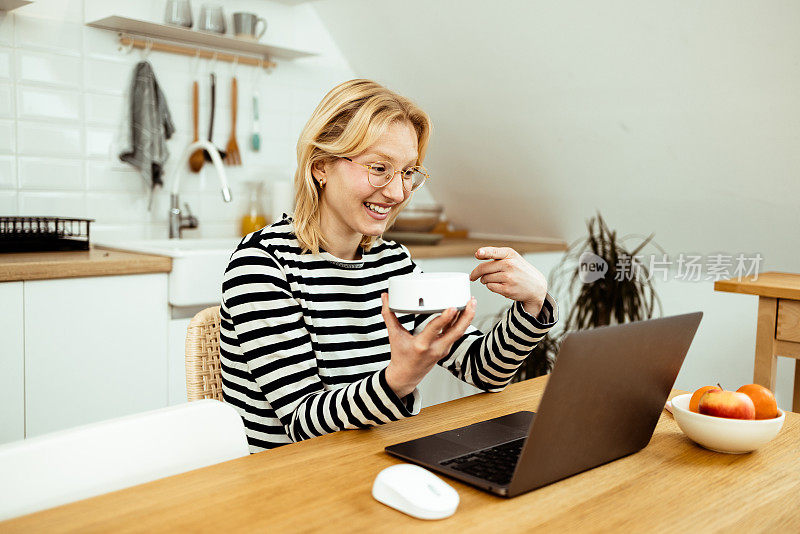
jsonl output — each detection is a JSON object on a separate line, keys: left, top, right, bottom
{"left": 670, "top": 393, "right": 785, "bottom": 454}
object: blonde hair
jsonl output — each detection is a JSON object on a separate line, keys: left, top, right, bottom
{"left": 292, "top": 79, "right": 432, "bottom": 255}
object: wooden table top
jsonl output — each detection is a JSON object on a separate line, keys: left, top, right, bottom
{"left": 3, "top": 377, "right": 799, "bottom": 532}
{"left": 0, "top": 247, "right": 172, "bottom": 282}
{"left": 714, "top": 271, "right": 800, "bottom": 300}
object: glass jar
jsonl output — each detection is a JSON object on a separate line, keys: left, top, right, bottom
{"left": 240, "top": 182, "right": 268, "bottom": 236}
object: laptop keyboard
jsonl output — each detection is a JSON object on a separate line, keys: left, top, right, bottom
{"left": 439, "top": 438, "right": 525, "bottom": 486}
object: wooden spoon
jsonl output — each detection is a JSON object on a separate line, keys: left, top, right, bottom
{"left": 224, "top": 76, "right": 241, "bottom": 166}
{"left": 188, "top": 80, "right": 204, "bottom": 173}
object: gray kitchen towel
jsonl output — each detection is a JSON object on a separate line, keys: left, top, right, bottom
{"left": 119, "top": 61, "right": 176, "bottom": 193}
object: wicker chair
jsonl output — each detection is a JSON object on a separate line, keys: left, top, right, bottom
{"left": 185, "top": 306, "right": 224, "bottom": 402}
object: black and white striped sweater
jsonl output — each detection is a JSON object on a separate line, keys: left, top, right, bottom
{"left": 220, "top": 216, "right": 558, "bottom": 453}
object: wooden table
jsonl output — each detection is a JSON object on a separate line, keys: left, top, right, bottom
{"left": 3, "top": 377, "right": 799, "bottom": 532}
{"left": 715, "top": 272, "right": 800, "bottom": 412}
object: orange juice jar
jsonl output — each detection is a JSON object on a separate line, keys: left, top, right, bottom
{"left": 240, "top": 182, "right": 269, "bottom": 236}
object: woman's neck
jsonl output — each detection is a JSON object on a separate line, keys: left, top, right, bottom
{"left": 324, "top": 240, "right": 362, "bottom": 261}
{"left": 319, "top": 206, "right": 363, "bottom": 261}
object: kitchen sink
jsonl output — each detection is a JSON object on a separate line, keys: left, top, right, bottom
{"left": 98, "top": 238, "right": 241, "bottom": 307}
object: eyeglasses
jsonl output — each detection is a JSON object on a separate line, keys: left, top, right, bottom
{"left": 339, "top": 157, "right": 429, "bottom": 192}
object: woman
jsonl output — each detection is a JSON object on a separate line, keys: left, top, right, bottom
{"left": 220, "top": 79, "right": 558, "bottom": 453}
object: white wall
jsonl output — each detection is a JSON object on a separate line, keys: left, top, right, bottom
{"left": 0, "top": 0, "right": 355, "bottom": 241}
{"left": 311, "top": 0, "right": 800, "bottom": 410}
{"left": 313, "top": 0, "right": 800, "bottom": 274}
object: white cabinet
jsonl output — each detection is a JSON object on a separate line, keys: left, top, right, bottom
{"left": 23, "top": 274, "right": 169, "bottom": 437}
{"left": 168, "top": 316, "right": 192, "bottom": 405}
{"left": 0, "top": 282, "right": 25, "bottom": 444}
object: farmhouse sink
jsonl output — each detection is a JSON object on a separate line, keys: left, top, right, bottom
{"left": 98, "top": 238, "right": 240, "bottom": 306}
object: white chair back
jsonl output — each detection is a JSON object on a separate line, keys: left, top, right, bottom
{"left": 0, "top": 400, "right": 249, "bottom": 520}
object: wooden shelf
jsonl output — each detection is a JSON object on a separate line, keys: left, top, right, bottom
{"left": 86, "top": 16, "right": 316, "bottom": 65}
{"left": 0, "top": 0, "right": 32, "bottom": 11}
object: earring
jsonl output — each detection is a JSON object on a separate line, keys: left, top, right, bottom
{"left": 319, "top": 179, "right": 326, "bottom": 189}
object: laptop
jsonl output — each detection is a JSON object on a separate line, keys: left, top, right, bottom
{"left": 385, "top": 312, "right": 703, "bottom": 497}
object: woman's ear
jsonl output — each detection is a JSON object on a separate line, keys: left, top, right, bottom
{"left": 311, "top": 160, "right": 327, "bottom": 182}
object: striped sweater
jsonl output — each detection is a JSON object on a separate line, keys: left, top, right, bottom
{"left": 220, "top": 215, "right": 559, "bottom": 453}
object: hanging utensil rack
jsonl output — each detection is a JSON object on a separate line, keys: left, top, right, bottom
{"left": 86, "top": 16, "right": 317, "bottom": 69}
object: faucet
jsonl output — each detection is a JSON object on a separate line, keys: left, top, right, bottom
{"left": 167, "top": 139, "right": 233, "bottom": 238}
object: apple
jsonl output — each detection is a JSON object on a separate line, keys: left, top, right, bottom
{"left": 689, "top": 385, "right": 722, "bottom": 413}
{"left": 698, "top": 390, "right": 756, "bottom": 420}
{"left": 736, "top": 384, "right": 779, "bottom": 420}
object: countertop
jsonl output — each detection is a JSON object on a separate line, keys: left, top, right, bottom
{"left": 0, "top": 237, "right": 566, "bottom": 282}
{"left": 406, "top": 236, "right": 567, "bottom": 258}
{"left": 0, "top": 248, "right": 172, "bottom": 282}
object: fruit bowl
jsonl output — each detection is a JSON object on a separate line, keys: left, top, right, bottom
{"left": 670, "top": 393, "right": 785, "bottom": 454}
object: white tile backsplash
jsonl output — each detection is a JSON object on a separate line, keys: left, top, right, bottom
{"left": 13, "top": 0, "right": 84, "bottom": 24}
{"left": 18, "top": 157, "right": 83, "bottom": 190}
{"left": 85, "top": 127, "right": 116, "bottom": 159}
{"left": 17, "top": 122, "right": 82, "bottom": 157}
{"left": 82, "top": 27, "right": 125, "bottom": 62}
{"left": 0, "top": 48, "right": 10, "bottom": 80}
{"left": 86, "top": 191, "right": 148, "bottom": 223}
{"left": 0, "top": 83, "right": 12, "bottom": 117}
{"left": 87, "top": 162, "right": 145, "bottom": 192}
{"left": 83, "top": 58, "right": 132, "bottom": 96}
{"left": 84, "top": 92, "right": 124, "bottom": 126}
{"left": 1, "top": 0, "right": 354, "bottom": 235}
{"left": 16, "top": 50, "right": 82, "bottom": 88}
{"left": 17, "top": 85, "right": 82, "bottom": 121}
{"left": 0, "top": 190, "right": 16, "bottom": 214}
{"left": 14, "top": 16, "right": 82, "bottom": 56}
{"left": 0, "top": 120, "right": 13, "bottom": 153}
{"left": 0, "top": 14, "right": 13, "bottom": 47}
{"left": 19, "top": 191, "right": 86, "bottom": 217}
{"left": 0, "top": 155, "right": 16, "bottom": 188}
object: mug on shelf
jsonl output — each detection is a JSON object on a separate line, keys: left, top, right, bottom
{"left": 164, "top": 0, "right": 193, "bottom": 28}
{"left": 232, "top": 12, "right": 267, "bottom": 41}
{"left": 198, "top": 3, "right": 226, "bottom": 34}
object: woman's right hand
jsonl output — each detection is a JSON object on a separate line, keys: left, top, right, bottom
{"left": 381, "top": 292, "right": 477, "bottom": 399}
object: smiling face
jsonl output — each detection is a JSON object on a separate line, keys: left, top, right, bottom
{"left": 314, "top": 121, "right": 419, "bottom": 259}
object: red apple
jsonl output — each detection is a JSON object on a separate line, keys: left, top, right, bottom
{"left": 698, "top": 390, "right": 756, "bottom": 420}
{"left": 689, "top": 385, "right": 722, "bottom": 413}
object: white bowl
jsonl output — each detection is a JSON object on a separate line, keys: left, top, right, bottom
{"left": 388, "top": 273, "right": 470, "bottom": 313}
{"left": 670, "top": 393, "right": 785, "bottom": 454}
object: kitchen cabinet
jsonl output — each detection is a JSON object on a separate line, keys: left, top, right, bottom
{"left": 168, "top": 315, "right": 192, "bottom": 405}
{"left": 0, "top": 282, "right": 25, "bottom": 444}
{"left": 22, "top": 274, "right": 169, "bottom": 437}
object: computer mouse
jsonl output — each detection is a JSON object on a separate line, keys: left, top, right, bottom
{"left": 372, "top": 463, "right": 459, "bottom": 520}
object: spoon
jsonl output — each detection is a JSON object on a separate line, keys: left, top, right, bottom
{"left": 188, "top": 80, "right": 204, "bottom": 173}
{"left": 204, "top": 73, "right": 227, "bottom": 162}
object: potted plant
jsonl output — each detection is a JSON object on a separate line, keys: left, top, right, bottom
{"left": 507, "top": 212, "right": 663, "bottom": 382}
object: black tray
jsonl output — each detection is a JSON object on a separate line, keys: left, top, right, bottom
{"left": 0, "top": 216, "right": 94, "bottom": 252}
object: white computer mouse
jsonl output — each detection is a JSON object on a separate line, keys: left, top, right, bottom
{"left": 372, "top": 463, "right": 459, "bottom": 520}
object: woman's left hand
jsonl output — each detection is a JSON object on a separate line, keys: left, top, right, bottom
{"left": 469, "top": 246, "right": 548, "bottom": 316}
